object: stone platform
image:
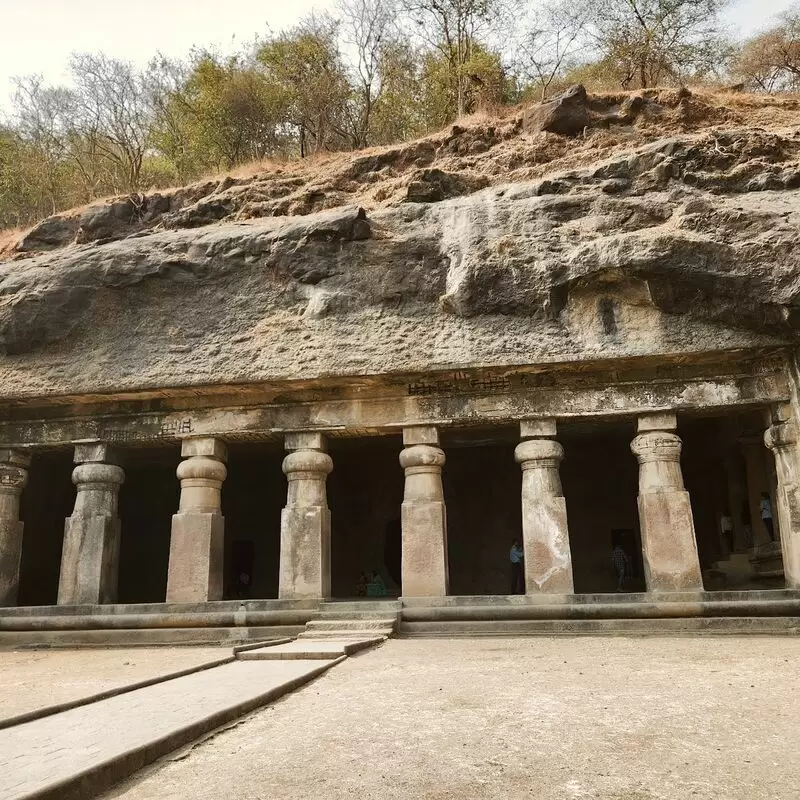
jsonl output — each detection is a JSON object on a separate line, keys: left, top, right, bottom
{"left": 2, "top": 592, "right": 800, "bottom": 648}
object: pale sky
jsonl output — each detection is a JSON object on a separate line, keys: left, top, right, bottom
{"left": 0, "top": 0, "right": 792, "bottom": 112}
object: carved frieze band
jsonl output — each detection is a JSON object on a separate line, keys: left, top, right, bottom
{"left": 0, "top": 365, "right": 790, "bottom": 449}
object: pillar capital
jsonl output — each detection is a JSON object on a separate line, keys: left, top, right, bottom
{"left": 399, "top": 443, "right": 445, "bottom": 472}
{"left": 283, "top": 449, "right": 333, "bottom": 479}
{"left": 515, "top": 438, "right": 564, "bottom": 467}
{"left": 630, "top": 431, "right": 682, "bottom": 466}
{"left": 765, "top": 420, "right": 798, "bottom": 452}
{"left": 0, "top": 449, "right": 31, "bottom": 494}
{"left": 72, "top": 462, "right": 125, "bottom": 488}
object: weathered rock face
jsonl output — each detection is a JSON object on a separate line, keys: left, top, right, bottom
{"left": 2, "top": 89, "right": 800, "bottom": 400}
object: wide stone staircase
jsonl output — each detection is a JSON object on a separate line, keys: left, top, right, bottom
{"left": 705, "top": 541, "right": 785, "bottom": 590}
{"left": 299, "top": 599, "right": 401, "bottom": 640}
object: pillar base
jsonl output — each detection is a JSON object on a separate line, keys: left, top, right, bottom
{"left": 0, "top": 520, "right": 24, "bottom": 606}
{"left": 58, "top": 514, "right": 121, "bottom": 605}
{"left": 638, "top": 492, "right": 703, "bottom": 591}
{"left": 522, "top": 497, "right": 573, "bottom": 593}
{"left": 401, "top": 501, "right": 448, "bottom": 597}
{"left": 279, "top": 506, "right": 330, "bottom": 600}
{"left": 166, "top": 512, "right": 224, "bottom": 603}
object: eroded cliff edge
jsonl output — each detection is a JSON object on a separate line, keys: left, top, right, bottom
{"left": 1, "top": 88, "right": 800, "bottom": 399}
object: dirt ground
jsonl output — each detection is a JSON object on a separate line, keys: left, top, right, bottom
{"left": 105, "top": 637, "right": 800, "bottom": 800}
{"left": 0, "top": 647, "right": 229, "bottom": 722}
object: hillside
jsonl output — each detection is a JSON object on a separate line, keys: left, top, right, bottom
{"left": 5, "top": 86, "right": 800, "bottom": 256}
{"left": 1, "top": 85, "right": 800, "bottom": 400}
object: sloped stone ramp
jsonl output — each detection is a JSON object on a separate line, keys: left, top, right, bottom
{"left": 0, "top": 636, "right": 383, "bottom": 800}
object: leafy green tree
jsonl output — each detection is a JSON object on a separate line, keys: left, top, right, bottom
{"left": 257, "top": 16, "right": 352, "bottom": 155}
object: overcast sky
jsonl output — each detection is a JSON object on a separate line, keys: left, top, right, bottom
{"left": 0, "top": 0, "right": 792, "bottom": 111}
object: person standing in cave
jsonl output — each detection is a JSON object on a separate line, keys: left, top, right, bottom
{"left": 761, "top": 492, "right": 776, "bottom": 541}
{"left": 509, "top": 539, "right": 525, "bottom": 594}
{"left": 612, "top": 543, "right": 631, "bottom": 592}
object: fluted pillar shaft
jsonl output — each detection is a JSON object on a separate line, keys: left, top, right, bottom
{"left": 58, "top": 442, "right": 124, "bottom": 605}
{"left": 0, "top": 449, "right": 31, "bottom": 606}
{"left": 166, "top": 437, "right": 227, "bottom": 603}
{"left": 764, "top": 417, "right": 800, "bottom": 587}
{"left": 400, "top": 426, "right": 448, "bottom": 597}
{"left": 515, "top": 419, "right": 573, "bottom": 593}
{"left": 630, "top": 413, "right": 702, "bottom": 591}
{"left": 279, "top": 432, "right": 333, "bottom": 600}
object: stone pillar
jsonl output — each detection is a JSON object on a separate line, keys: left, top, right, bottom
{"left": 764, "top": 416, "right": 800, "bottom": 588}
{"left": 58, "top": 443, "right": 124, "bottom": 605}
{"left": 166, "top": 437, "right": 227, "bottom": 603}
{"left": 0, "top": 449, "right": 31, "bottom": 606}
{"left": 400, "top": 426, "right": 448, "bottom": 597}
{"left": 514, "top": 419, "right": 573, "bottom": 593}
{"left": 630, "top": 413, "right": 703, "bottom": 591}
{"left": 279, "top": 432, "right": 333, "bottom": 600}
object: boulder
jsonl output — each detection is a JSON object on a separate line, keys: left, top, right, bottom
{"left": 17, "top": 216, "right": 79, "bottom": 252}
{"left": 522, "top": 85, "right": 592, "bottom": 136}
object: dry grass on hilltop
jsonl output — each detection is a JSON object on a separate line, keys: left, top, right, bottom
{"left": 3, "top": 86, "right": 800, "bottom": 258}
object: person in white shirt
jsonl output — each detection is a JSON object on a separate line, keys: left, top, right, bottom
{"left": 720, "top": 512, "right": 734, "bottom": 554}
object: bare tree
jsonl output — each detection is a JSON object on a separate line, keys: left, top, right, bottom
{"left": 11, "top": 76, "right": 74, "bottom": 212}
{"left": 733, "top": 7, "right": 800, "bottom": 93}
{"left": 338, "top": 0, "right": 399, "bottom": 147}
{"left": 69, "top": 53, "right": 152, "bottom": 192}
{"left": 516, "top": 0, "right": 588, "bottom": 100}
{"left": 587, "top": 0, "right": 728, "bottom": 88}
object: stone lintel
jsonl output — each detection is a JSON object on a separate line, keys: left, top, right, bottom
{"left": 403, "top": 426, "right": 440, "bottom": 446}
{"left": 0, "top": 370, "right": 789, "bottom": 450}
{"left": 520, "top": 418, "right": 557, "bottom": 439}
{"left": 285, "top": 431, "right": 327, "bottom": 452}
{"left": 637, "top": 412, "right": 677, "bottom": 433}
{"left": 0, "top": 448, "right": 31, "bottom": 468}
{"left": 73, "top": 441, "right": 121, "bottom": 465}
{"left": 180, "top": 436, "right": 228, "bottom": 461}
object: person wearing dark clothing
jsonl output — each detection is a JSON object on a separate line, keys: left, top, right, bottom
{"left": 509, "top": 539, "right": 524, "bottom": 594}
{"left": 760, "top": 493, "right": 776, "bottom": 541}
{"left": 611, "top": 544, "right": 631, "bottom": 592}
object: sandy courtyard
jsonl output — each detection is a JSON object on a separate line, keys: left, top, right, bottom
{"left": 103, "top": 636, "right": 800, "bottom": 800}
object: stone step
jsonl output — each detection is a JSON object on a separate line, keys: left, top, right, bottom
{"left": 298, "top": 629, "right": 393, "bottom": 639}
{"left": 237, "top": 637, "right": 384, "bottom": 660}
{"left": 305, "top": 618, "right": 398, "bottom": 632}
{"left": 711, "top": 553, "right": 753, "bottom": 573}
{"left": 317, "top": 609, "right": 401, "bottom": 621}
{"left": 399, "top": 616, "right": 800, "bottom": 637}
{"left": 318, "top": 601, "right": 401, "bottom": 614}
